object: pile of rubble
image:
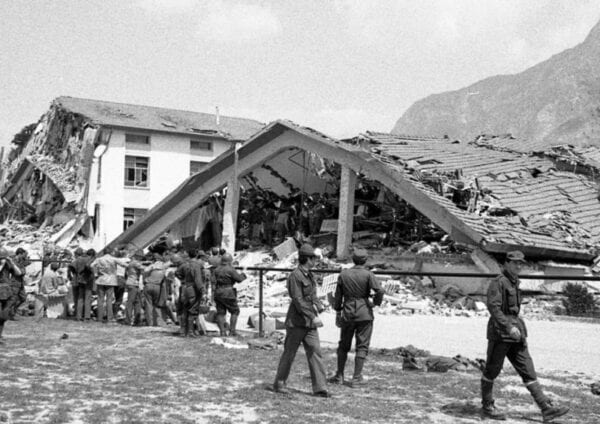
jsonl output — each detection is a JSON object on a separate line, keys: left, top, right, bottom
{"left": 375, "top": 277, "right": 489, "bottom": 318}
{"left": 0, "top": 221, "right": 62, "bottom": 255}
{"left": 232, "top": 242, "right": 565, "bottom": 320}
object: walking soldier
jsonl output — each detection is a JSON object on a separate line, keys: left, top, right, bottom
{"left": 481, "top": 250, "right": 569, "bottom": 422}
{"left": 273, "top": 244, "right": 330, "bottom": 397}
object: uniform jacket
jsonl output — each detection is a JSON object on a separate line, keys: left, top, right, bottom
{"left": 486, "top": 269, "right": 528, "bottom": 342}
{"left": 68, "top": 256, "right": 94, "bottom": 286}
{"left": 333, "top": 265, "right": 384, "bottom": 322}
{"left": 0, "top": 262, "right": 20, "bottom": 300}
{"left": 284, "top": 266, "right": 324, "bottom": 329}
{"left": 175, "top": 260, "right": 204, "bottom": 294}
{"left": 213, "top": 265, "right": 246, "bottom": 287}
{"left": 212, "top": 264, "right": 245, "bottom": 300}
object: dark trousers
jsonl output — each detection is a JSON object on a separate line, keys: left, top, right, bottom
{"left": 144, "top": 284, "right": 175, "bottom": 326}
{"left": 338, "top": 320, "right": 373, "bottom": 359}
{"left": 0, "top": 299, "right": 9, "bottom": 333}
{"left": 274, "top": 327, "right": 327, "bottom": 393}
{"left": 113, "top": 284, "right": 125, "bottom": 317}
{"left": 125, "top": 286, "right": 141, "bottom": 324}
{"left": 72, "top": 284, "right": 79, "bottom": 317}
{"left": 8, "top": 284, "right": 25, "bottom": 318}
{"left": 96, "top": 285, "right": 114, "bottom": 322}
{"left": 75, "top": 282, "right": 93, "bottom": 320}
{"left": 482, "top": 339, "right": 537, "bottom": 383}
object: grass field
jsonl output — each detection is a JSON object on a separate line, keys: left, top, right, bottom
{"left": 0, "top": 318, "right": 598, "bottom": 423}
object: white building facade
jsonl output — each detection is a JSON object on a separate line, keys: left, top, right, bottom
{"left": 46, "top": 97, "right": 264, "bottom": 249}
{"left": 87, "top": 128, "right": 238, "bottom": 248}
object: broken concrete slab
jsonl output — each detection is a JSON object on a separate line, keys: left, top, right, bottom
{"left": 273, "top": 237, "right": 297, "bottom": 260}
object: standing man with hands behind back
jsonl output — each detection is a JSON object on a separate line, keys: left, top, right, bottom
{"left": 329, "top": 248, "right": 383, "bottom": 388}
{"left": 273, "top": 244, "right": 330, "bottom": 398}
{"left": 481, "top": 250, "right": 569, "bottom": 422}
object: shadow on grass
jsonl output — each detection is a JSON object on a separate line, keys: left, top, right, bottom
{"left": 440, "top": 401, "right": 482, "bottom": 420}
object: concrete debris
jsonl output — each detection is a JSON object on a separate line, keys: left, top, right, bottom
{"left": 591, "top": 382, "right": 600, "bottom": 395}
{"left": 231, "top": 247, "right": 567, "bottom": 320}
{"left": 1, "top": 102, "right": 97, "bottom": 249}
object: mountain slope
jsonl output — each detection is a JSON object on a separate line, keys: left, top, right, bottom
{"left": 392, "top": 20, "right": 600, "bottom": 146}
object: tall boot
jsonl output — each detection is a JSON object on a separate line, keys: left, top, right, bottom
{"left": 526, "top": 381, "right": 569, "bottom": 422}
{"left": 328, "top": 350, "right": 347, "bottom": 384}
{"left": 187, "top": 316, "right": 199, "bottom": 338}
{"left": 481, "top": 378, "right": 506, "bottom": 420}
{"left": 216, "top": 314, "right": 227, "bottom": 336}
{"left": 350, "top": 356, "right": 366, "bottom": 387}
{"left": 229, "top": 313, "right": 239, "bottom": 337}
{"left": 176, "top": 314, "right": 187, "bottom": 336}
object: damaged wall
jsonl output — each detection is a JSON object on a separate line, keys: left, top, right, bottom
{"left": 1, "top": 103, "right": 98, "bottom": 237}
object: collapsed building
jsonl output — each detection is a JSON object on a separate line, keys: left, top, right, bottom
{"left": 107, "top": 120, "right": 600, "bottom": 296}
{"left": 0, "top": 96, "right": 263, "bottom": 254}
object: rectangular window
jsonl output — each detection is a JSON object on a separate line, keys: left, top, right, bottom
{"left": 123, "top": 208, "right": 148, "bottom": 231}
{"left": 93, "top": 204, "right": 101, "bottom": 234}
{"left": 190, "top": 139, "right": 213, "bottom": 152}
{"left": 125, "top": 133, "right": 150, "bottom": 145}
{"left": 97, "top": 155, "right": 102, "bottom": 185}
{"left": 190, "top": 160, "right": 208, "bottom": 176}
{"left": 124, "top": 156, "right": 149, "bottom": 187}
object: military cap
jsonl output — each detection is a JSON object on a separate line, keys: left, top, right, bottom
{"left": 352, "top": 248, "right": 369, "bottom": 262}
{"left": 170, "top": 254, "right": 184, "bottom": 265}
{"left": 298, "top": 244, "right": 315, "bottom": 257}
{"left": 197, "top": 250, "right": 208, "bottom": 258}
{"left": 0, "top": 247, "right": 8, "bottom": 259}
{"left": 506, "top": 250, "right": 526, "bottom": 262}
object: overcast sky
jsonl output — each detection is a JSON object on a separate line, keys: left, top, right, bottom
{"left": 1, "top": 0, "right": 599, "bottom": 149}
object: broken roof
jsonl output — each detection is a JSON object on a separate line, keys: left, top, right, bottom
{"left": 358, "top": 131, "right": 600, "bottom": 258}
{"left": 110, "top": 121, "right": 600, "bottom": 261}
{"left": 55, "top": 96, "right": 265, "bottom": 141}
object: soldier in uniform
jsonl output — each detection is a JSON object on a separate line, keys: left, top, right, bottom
{"left": 0, "top": 247, "right": 23, "bottom": 341}
{"left": 9, "top": 247, "right": 29, "bottom": 319}
{"left": 212, "top": 253, "right": 246, "bottom": 336}
{"left": 329, "top": 248, "right": 384, "bottom": 387}
{"left": 273, "top": 244, "right": 330, "bottom": 397}
{"left": 481, "top": 250, "right": 569, "bottom": 422}
{"left": 68, "top": 247, "right": 95, "bottom": 321}
{"left": 174, "top": 253, "right": 205, "bottom": 337}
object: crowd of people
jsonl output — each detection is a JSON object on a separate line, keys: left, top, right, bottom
{"left": 0, "top": 245, "right": 248, "bottom": 339}
{"left": 237, "top": 190, "right": 337, "bottom": 247}
{"left": 0, "top": 241, "right": 571, "bottom": 422}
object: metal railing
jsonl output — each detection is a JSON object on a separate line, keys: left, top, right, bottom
{"left": 239, "top": 266, "right": 600, "bottom": 337}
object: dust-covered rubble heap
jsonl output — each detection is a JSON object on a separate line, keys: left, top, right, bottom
{"left": 233, "top": 248, "right": 561, "bottom": 319}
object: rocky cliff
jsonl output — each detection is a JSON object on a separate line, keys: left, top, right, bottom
{"left": 392, "top": 20, "right": 600, "bottom": 146}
